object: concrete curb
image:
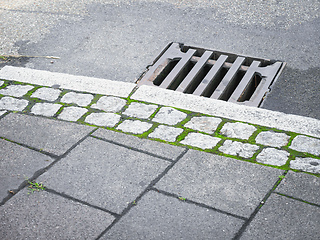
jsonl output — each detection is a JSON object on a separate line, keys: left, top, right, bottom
{"left": 1, "top": 66, "right": 320, "bottom": 139}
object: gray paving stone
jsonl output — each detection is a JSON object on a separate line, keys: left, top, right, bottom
{"left": 0, "top": 139, "right": 53, "bottom": 201}
{"left": 152, "top": 107, "right": 187, "bottom": 125}
{"left": 219, "top": 140, "right": 259, "bottom": 158}
{"left": 91, "top": 96, "right": 127, "bottom": 112}
{"left": 0, "top": 113, "right": 94, "bottom": 156}
{"left": 180, "top": 132, "right": 221, "bottom": 149}
{"left": 289, "top": 135, "right": 320, "bottom": 156}
{"left": 156, "top": 150, "right": 282, "bottom": 218}
{"left": 255, "top": 131, "right": 290, "bottom": 147}
{"left": 85, "top": 112, "right": 120, "bottom": 127}
{"left": 102, "top": 191, "right": 244, "bottom": 240}
{"left": 276, "top": 171, "right": 320, "bottom": 205}
{"left": 290, "top": 157, "right": 320, "bottom": 174}
{"left": 38, "top": 137, "right": 169, "bottom": 214}
{"left": 0, "top": 84, "right": 33, "bottom": 97}
{"left": 58, "top": 106, "right": 87, "bottom": 121}
{"left": 256, "top": 148, "right": 290, "bottom": 166}
{"left": 60, "top": 92, "right": 94, "bottom": 106}
{"left": 31, "top": 103, "right": 62, "bottom": 117}
{"left": 0, "top": 97, "right": 28, "bottom": 111}
{"left": 0, "top": 189, "right": 114, "bottom": 240}
{"left": 184, "top": 116, "right": 222, "bottom": 134}
{"left": 31, "top": 87, "right": 61, "bottom": 101}
{"left": 92, "top": 129, "right": 185, "bottom": 160}
{"left": 123, "top": 102, "right": 158, "bottom": 119}
{"left": 148, "top": 125, "right": 183, "bottom": 142}
{"left": 117, "top": 119, "right": 152, "bottom": 134}
{"left": 241, "top": 194, "right": 320, "bottom": 240}
{"left": 220, "top": 122, "right": 257, "bottom": 140}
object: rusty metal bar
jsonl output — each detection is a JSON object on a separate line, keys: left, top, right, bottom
{"left": 211, "top": 56, "right": 245, "bottom": 100}
{"left": 176, "top": 50, "right": 213, "bottom": 93}
{"left": 193, "top": 54, "right": 228, "bottom": 96}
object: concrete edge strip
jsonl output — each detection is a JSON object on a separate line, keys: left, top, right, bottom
{"left": 0, "top": 66, "right": 136, "bottom": 98}
{"left": 1, "top": 66, "right": 319, "bottom": 139}
{"left": 131, "top": 85, "right": 320, "bottom": 139}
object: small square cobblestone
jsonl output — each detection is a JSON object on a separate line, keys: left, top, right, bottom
{"left": 152, "top": 107, "right": 187, "bottom": 125}
{"left": 290, "top": 157, "right": 320, "bottom": 174}
{"left": 184, "top": 116, "right": 222, "bottom": 134}
{"left": 61, "top": 92, "right": 94, "bottom": 106}
{"left": 180, "top": 132, "right": 221, "bottom": 149}
{"left": 31, "top": 103, "right": 62, "bottom": 117}
{"left": 85, "top": 112, "right": 120, "bottom": 127}
{"left": 256, "top": 148, "right": 290, "bottom": 166}
{"left": 123, "top": 102, "right": 158, "bottom": 119}
{"left": 289, "top": 135, "right": 320, "bottom": 156}
{"left": 148, "top": 125, "right": 183, "bottom": 142}
{"left": 220, "top": 122, "right": 257, "bottom": 140}
{"left": 0, "top": 84, "right": 34, "bottom": 97}
{"left": 31, "top": 87, "right": 61, "bottom": 101}
{"left": 91, "top": 96, "right": 127, "bottom": 112}
{"left": 219, "top": 140, "right": 259, "bottom": 158}
{"left": 0, "top": 97, "right": 29, "bottom": 111}
{"left": 58, "top": 106, "right": 88, "bottom": 121}
{"left": 255, "top": 131, "right": 290, "bottom": 147}
{"left": 117, "top": 120, "right": 153, "bottom": 134}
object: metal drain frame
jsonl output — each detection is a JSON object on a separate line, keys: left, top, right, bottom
{"left": 137, "top": 42, "right": 286, "bottom": 107}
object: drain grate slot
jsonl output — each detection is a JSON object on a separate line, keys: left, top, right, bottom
{"left": 137, "top": 42, "right": 286, "bottom": 107}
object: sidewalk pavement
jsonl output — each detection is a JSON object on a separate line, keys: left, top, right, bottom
{"left": 0, "top": 66, "right": 319, "bottom": 239}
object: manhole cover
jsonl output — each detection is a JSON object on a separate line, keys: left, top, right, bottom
{"left": 137, "top": 42, "right": 286, "bottom": 107}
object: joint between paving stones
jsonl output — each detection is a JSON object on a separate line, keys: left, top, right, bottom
{"left": 273, "top": 192, "right": 320, "bottom": 208}
{"left": 232, "top": 170, "right": 288, "bottom": 240}
{"left": 151, "top": 187, "right": 248, "bottom": 221}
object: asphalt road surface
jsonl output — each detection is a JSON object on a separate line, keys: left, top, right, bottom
{"left": 1, "top": 0, "right": 319, "bottom": 119}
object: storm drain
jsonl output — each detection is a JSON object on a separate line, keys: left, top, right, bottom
{"left": 137, "top": 42, "right": 286, "bottom": 107}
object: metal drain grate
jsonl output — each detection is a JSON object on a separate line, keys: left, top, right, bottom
{"left": 137, "top": 42, "right": 286, "bottom": 107}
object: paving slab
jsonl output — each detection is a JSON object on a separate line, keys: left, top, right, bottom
{"left": 60, "top": 92, "right": 94, "bottom": 106}
{"left": 0, "top": 84, "right": 33, "bottom": 97}
{"left": 0, "top": 96, "right": 29, "bottom": 111}
{"left": 289, "top": 135, "right": 320, "bottom": 156}
{"left": 92, "top": 128, "right": 185, "bottom": 160}
{"left": 0, "top": 113, "right": 94, "bottom": 156}
{"left": 123, "top": 102, "right": 158, "bottom": 119}
{"left": 148, "top": 125, "right": 183, "bottom": 142}
{"left": 38, "top": 137, "right": 170, "bottom": 214}
{"left": 85, "top": 112, "right": 120, "bottom": 127}
{"left": 276, "top": 171, "right": 320, "bottom": 205}
{"left": 30, "top": 102, "right": 62, "bottom": 117}
{"left": 184, "top": 116, "right": 222, "bottom": 134}
{"left": 240, "top": 194, "right": 320, "bottom": 240}
{"left": 180, "top": 132, "right": 221, "bottom": 149}
{"left": 117, "top": 119, "right": 153, "bottom": 134}
{"left": 255, "top": 131, "right": 290, "bottom": 147}
{"left": 102, "top": 191, "right": 244, "bottom": 240}
{"left": 0, "top": 139, "right": 53, "bottom": 202}
{"left": 91, "top": 96, "right": 127, "bottom": 112}
{"left": 290, "top": 157, "right": 320, "bottom": 174}
{"left": 156, "top": 150, "right": 283, "bottom": 218}
{"left": 31, "top": 87, "right": 61, "bottom": 101}
{"left": 0, "top": 189, "right": 114, "bottom": 240}
{"left": 57, "top": 106, "right": 88, "bottom": 121}
{"left": 256, "top": 148, "right": 290, "bottom": 166}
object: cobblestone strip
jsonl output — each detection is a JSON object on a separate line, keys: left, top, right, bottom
{"left": 0, "top": 80, "right": 319, "bottom": 174}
